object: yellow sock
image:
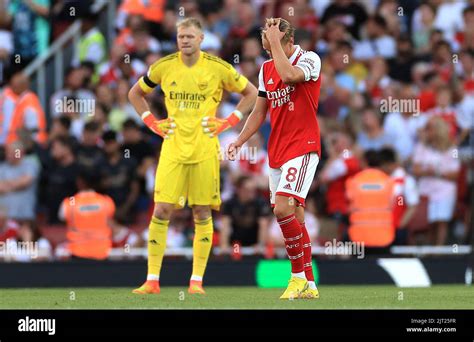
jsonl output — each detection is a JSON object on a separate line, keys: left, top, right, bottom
{"left": 147, "top": 216, "right": 169, "bottom": 278}
{"left": 192, "top": 217, "right": 213, "bottom": 279}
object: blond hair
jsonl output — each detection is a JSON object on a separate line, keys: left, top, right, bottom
{"left": 176, "top": 17, "right": 202, "bottom": 31}
{"left": 262, "top": 18, "right": 295, "bottom": 44}
{"left": 425, "top": 116, "right": 452, "bottom": 151}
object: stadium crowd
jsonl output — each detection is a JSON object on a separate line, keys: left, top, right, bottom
{"left": 0, "top": 0, "right": 473, "bottom": 261}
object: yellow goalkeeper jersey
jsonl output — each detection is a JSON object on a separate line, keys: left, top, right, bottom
{"left": 139, "top": 51, "right": 249, "bottom": 164}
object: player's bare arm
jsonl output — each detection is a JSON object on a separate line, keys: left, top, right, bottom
{"left": 226, "top": 96, "right": 268, "bottom": 160}
{"left": 263, "top": 18, "right": 306, "bottom": 85}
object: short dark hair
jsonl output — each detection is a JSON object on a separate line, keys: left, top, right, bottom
{"left": 371, "top": 15, "right": 387, "bottom": 30}
{"left": 379, "top": 147, "right": 397, "bottom": 164}
{"left": 53, "top": 136, "right": 75, "bottom": 152}
{"left": 364, "top": 149, "right": 381, "bottom": 168}
{"left": 77, "top": 170, "right": 100, "bottom": 190}
{"left": 235, "top": 175, "right": 251, "bottom": 189}
{"left": 102, "top": 130, "right": 117, "bottom": 142}
{"left": 122, "top": 119, "right": 140, "bottom": 130}
{"left": 57, "top": 115, "right": 71, "bottom": 130}
{"left": 84, "top": 121, "right": 100, "bottom": 133}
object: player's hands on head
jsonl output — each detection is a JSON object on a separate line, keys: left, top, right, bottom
{"left": 264, "top": 18, "right": 285, "bottom": 44}
{"left": 141, "top": 111, "right": 176, "bottom": 139}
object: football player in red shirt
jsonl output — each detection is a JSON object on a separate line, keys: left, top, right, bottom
{"left": 227, "top": 18, "right": 322, "bottom": 299}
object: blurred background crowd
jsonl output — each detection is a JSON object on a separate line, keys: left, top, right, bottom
{"left": 0, "top": 0, "right": 472, "bottom": 261}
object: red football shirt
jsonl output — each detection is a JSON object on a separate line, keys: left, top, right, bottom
{"left": 258, "top": 45, "right": 322, "bottom": 168}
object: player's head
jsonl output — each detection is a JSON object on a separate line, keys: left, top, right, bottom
{"left": 176, "top": 17, "right": 204, "bottom": 56}
{"left": 260, "top": 18, "right": 295, "bottom": 57}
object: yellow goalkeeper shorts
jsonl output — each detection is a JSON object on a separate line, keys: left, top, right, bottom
{"left": 154, "top": 154, "right": 221, "bottom": 210}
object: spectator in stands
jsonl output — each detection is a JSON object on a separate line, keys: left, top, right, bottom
{"left": 383, "top": 84, "right": 420, "bottom": 163}
{"left": 101, "top": 130, "right": 140, "bottom": 224}
{"left": 50, "top": 67, "right": 96, "bottom": 119}
{"left": 43, "top": 136, "right": 79, "bottom": 224}
{"left": 0, "top": 205, "right": 18, "bottom": 242}
{"left": 319, "top": 132, "right": 360, "bottom": 237}
{"left": 111, "top": 220, "right": 143, "bottom": 249}
{"left": 388, "top": 35, "right": 419, "bottom": 84}
{"left": 356, "top": 107, "right": 392, "bottom": 152}
{"left": 121, "top": 119, "right": 155, "bottom": 176}
{"left": 76, "top": 121, "right": 106, "bottom": 174}
{"left": 49, "top": 116, "right": 72, "bottom": 142}
{"left": 98, "top": 44, "right": 147, "bottom": 88}
{"left": 2, "top": 72, "right": 48, "bottom": 146}
{"left": 320, "top": 0, "right": 368, "bottom": 40}
{"left": 59, "top": 171, "right": 114, "bottom": 260}
{"left": 3, "top": 0, "right": 50, "bottom": 68}
{"left": 219, "top": 176, "right": 271, "bottom": 254}
{"left": 116, "top": 0, "right": 165, "bottom": 38}
{"left": 0, "top": 0, "right": 13, "bottom": 86}
{"left": 412, "top": 116, "right": 461, "bottom": 245}
{"left": 353, "top": 14, "right": 396, "bottom": 60}
{"left": 73, "top": 12, "right": 107, "bottom": 68}
{"left": 0, "top": 141, "right": 40, "bottom": 220}
{"left": 422, "top": 85, "right": 470, "bottom": 145}
{"left": 379, "top": 147, "right": 420, "bottom": 245}
{"left": 11, "top": 220, "right": 52, "bottom": 262}
{"left": 412, "top": 2, "right": 436, "bottom": 55}
{"left": 109, "top": 78, "right": 143, "bottom": 132}
{"left": 321, "top": 43, "right": 357, "bottom": 119}
{"left": 460, "top": 5, "right": 474, "bottom": 51}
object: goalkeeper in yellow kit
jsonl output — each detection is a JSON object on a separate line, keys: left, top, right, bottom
{"left": 128, "top": 17, "right": 257, "bottom": 294}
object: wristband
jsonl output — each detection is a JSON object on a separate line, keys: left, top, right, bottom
{"left": 228, "top": 110, "right": 243, "bottom": 127}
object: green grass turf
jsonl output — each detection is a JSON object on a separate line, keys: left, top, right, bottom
{"left": 0, "top": 285, "right": 472, "bottom": 309}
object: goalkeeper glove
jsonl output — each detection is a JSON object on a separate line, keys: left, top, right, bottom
{"left": 141, "top": 111, "right": 176, "bottom": 139}
{"left": 201, "top": 110, "right": 243, "bottom": 138}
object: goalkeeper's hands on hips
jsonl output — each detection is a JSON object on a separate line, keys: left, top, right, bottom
{"left": 201, "top": 110, "right": 243, "bottom": 138}
{"left": 141, "top": 111, "right": 176, "bottom": 139}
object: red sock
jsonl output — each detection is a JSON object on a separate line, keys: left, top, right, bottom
{"left": 277, "top": 214, "right": 304, "bottom": 274}
{"left": 300, "top": 222, "right": 314, "bottom": 282}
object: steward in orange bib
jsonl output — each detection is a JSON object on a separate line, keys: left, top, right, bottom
{"left": 346, "top": 150, "right": 395, "bottom": 247}
{"left": 1, "top": 73, "right": 48, "bottom": 146}
{"left": 59, "top": 172, "right": 115, "bottom": 260}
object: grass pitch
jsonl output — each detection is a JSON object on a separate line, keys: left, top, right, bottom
{"left": 0, "top": 285, "right": 472, "bottom": 309}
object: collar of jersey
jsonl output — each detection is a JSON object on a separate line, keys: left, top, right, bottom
{"left": 178, "top": 51, "right": 203, "bottom": 68}
{"left": 289, "top": 45, "right": 301, "bottom": 64}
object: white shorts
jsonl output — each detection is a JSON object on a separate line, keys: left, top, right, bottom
{"left": 427, "top": 197, "right": 456, "bottom": 223}
{"left": 269, "top": 152, "right": 319, "bottom": 207}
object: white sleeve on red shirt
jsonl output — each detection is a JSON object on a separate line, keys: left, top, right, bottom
{"left": 258, "top": 65, "right": 266, "bottom": 93}
{"left": 403, "top": 175, "right": 420, "bottom": 206}
{"left": 295, "top": 51, "right": 321, "bottom": 82}
{"left": 324, "top": 158, "right": 348, "bottom": 181}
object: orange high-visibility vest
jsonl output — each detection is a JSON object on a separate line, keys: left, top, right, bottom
{"left": 346, "top": 169, "right": 395, "bottom": 247}
{"left": 62, "top": 191, "right": 115, "bottom": 260}
{"left": 6, "top": 91, "right": 48, "bottom": 145}
{"left": 119, "top": 0, "right": 165, "bottom": 23}
{"left": 0, "top": 87, "right": 19, "bottom": 144}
